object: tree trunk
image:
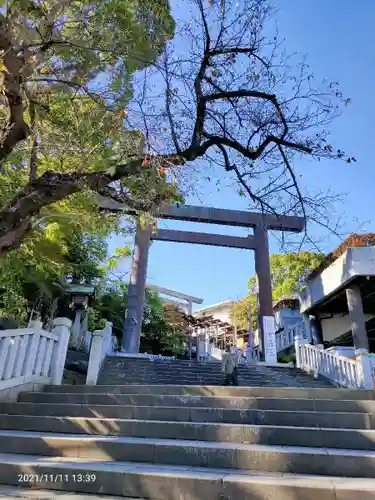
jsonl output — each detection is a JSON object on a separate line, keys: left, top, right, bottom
{"left": 0, "top": 160, "right": 145, "bottom": 255}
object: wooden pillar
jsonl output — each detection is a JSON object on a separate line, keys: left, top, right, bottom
{"left": 310, "top": 313, "right": 324, "bottom": 346}
{"left": 254, "top": 224, "right": 273, "bottom": 360}
{"left": 123, "top": 223, "right": 152, "bottom": 352}
{"left": 346, "top": 285, "right": 369, "bottom": 351}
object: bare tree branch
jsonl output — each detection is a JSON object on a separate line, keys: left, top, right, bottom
{"left": 0, "top": 0, "right": 355, "bottom": 253}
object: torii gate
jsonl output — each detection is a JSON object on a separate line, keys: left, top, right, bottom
{"left": 98, "top": 198, "right": 305, "bottom": 359}
{"left": 148, "top": 285, "right": 203, "bottom": 315}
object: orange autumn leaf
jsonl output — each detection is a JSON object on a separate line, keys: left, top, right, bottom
{"left": 308, "top": 232, "right": 375, "bottom": 280}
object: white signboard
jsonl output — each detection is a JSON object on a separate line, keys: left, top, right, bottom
{"left": 263, "top": 316, "right": 277, "bottom": 363}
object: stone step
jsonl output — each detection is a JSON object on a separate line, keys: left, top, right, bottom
{"left": 100, "top": 379, "right": 333, "bottom": 388}
{"left": 18, "top": 392, "right": 375, "bottom": 413}
{"left": 102, "top": 367, "right": 224, "bottom": 374}
{"left": 2, "top": 402, "right": 373, "bottom": 428}
{"left": 1, "top": 453, "right": 375, "bottom": 500}
{"left": 99, "top": 360, "right": 334, "bottom": 388}
{"left": 0, "top": 485, "right": 136, "bottom": 500}
{"left": 1, "top": 414, "right": 375, "bottom": 450}
{"left": 105, "top": 362, "right": 226, "bottom": 369}
{"left": 101, "top": 365, "right": 300, "bottom": 376}
{"left": 98, "top": 380, "right": 310, "bottom": 388}
{"left": 98, "top": 374, "right": 295, "bottom": 383}
{"left": 99, "top": 374, "right": 333, "bottom": 388}
{"left": 100, "top": 371, "right": 248, "bottom": 378}
{"left": 43, "top": 384, "right": 369, "bottom": 400}
{"left": 99, "top": 377, "right": 243, "bottom": 383}
{"left": 103, "top": 359, "right": 285, "bottom": 369}
{"left": 101, "top": 371, "right": 229, "bottom": 378}
{"left": 99, "top": 377, "right": 306, "bottom": 385}
{"left": 1, "top": 430, "right": 375, "bottom": 477}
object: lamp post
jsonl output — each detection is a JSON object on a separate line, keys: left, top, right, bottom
{"left": 64, "top": 274, "right": 99, "bottom": 349}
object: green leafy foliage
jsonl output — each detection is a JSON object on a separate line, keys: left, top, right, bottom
{"left": 232, "top": 252, "right": 325, "bottom": 331}
{"left": 141, "top": 290, "right": 187, "bottom": 355}
{"left": 88, "top": 287, "right": 188, "bottom": 356}
{"left": 88, "top": 288, "right": 128, "bottom": 336}
{"left": 0, "top": 229, "right": 110, "bottom": 324}
{"left": 2, "top": 0, "right": 174, "bottom": 110}
{"left": 0, "top": 0, "right": 179, "bottom": 255}
{"left": 267, "top": 252, "right": 325, "bottom": 300}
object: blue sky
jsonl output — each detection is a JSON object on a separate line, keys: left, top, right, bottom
{"left": 110, "top": 0, "right": 375, "bottom": 309}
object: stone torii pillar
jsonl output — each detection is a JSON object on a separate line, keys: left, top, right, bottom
{"left": 122, "top": 223, "right": 152, "bottom": 352}
{"left": 254, "top": 224, "right": 273, "bottom": 358}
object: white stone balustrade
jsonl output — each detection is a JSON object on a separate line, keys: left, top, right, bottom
{"left": 83, "top": 331, "right": 92, "bottom": 354}
{"left": 0, "top": 317, "right": 72, "bottom": 393}
{"left": 246, "top": 345, "right": 260, "bottom": 364}
{"left": 209, "top": 345, "right": 224, "bottom": 362}
{"left": 296, "top": 336, "right": 373, "bottom": 389}
{"left": 275, "top": 321, "right": 307, "bottom": 353}
{"left": 86, "top": 322, "right": 113, "bottom": 385}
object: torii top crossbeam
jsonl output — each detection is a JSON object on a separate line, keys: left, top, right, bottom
{"left": 155, "top": 204, "right": 304, "bottom": 232}
{"left": 98, "top": 197, "right": 305, "bottom": 233}
{"left": 147, "top": 285, "right": 203, "bottom": 305}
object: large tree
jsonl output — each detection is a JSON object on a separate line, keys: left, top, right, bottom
{"left": 233, "top": 251, "right": 325, "bottom": 331}
{"left": 0, "top": 224, "right": 132, "bottom": 324}
{"left": 0, "top": 0, "right": 176, "bottom": 253}
{"left": 0, "top": 0, "right": 353, "bottom": 254}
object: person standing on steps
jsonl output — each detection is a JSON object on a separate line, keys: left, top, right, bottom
{"left": 221, "top": 345, "right": 240, "bottom": 386}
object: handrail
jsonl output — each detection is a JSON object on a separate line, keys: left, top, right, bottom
{"left": 296, "top": 341, "right": 372, "bottom": 389}
{"left": 0, "top": 318, "right": 71, "bottom": 391}
{"left": 276, "top": 321, "right": 306, "bottom": 353}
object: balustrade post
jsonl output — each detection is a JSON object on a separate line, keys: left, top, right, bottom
{"left": 302, "top": 313, "right": 312, "bottom": 342}
{"left": 23, "top": 326, "right": 42, "bottom": 378}
{"left": 295, "top": 333, "right": 302, "bottom": 368}
{"left": 50, "top": 318, "right": 72, "bottom": 385}
{"left": 3, "top": 336, "right": 19, "bottom": 380}
{"left": 356, "top": 348, "right": 373, "bottom": 390}
{"left": 86, "top": 329, "right": 106, "bottom": 385}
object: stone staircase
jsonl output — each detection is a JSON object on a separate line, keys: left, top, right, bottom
{"left": 0, "top": 380, "right": 375, "bottom": 498}
{"left": 99, "top": 356, "right": 333, "bottom": 387}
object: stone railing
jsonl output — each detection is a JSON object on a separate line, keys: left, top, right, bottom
{"left": 82, "top": 330, "right": 92, "bottom": 354}
{"left": 209, "top": 345, "right": 224, "bottom": 362}
{"left": 0, "top": 318, "right": 72, "bottom": 394}
{"left": 246, "top": 345, "right": 260, "bottom": 364}
{"left": 276, "top": 321, "right": 306, "bottom": 353}
{"left": 296, "top": 336, "right": 373, "bottom": 389}
{"left": 86, "top": 322, "right": 114, "bottom": 385}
